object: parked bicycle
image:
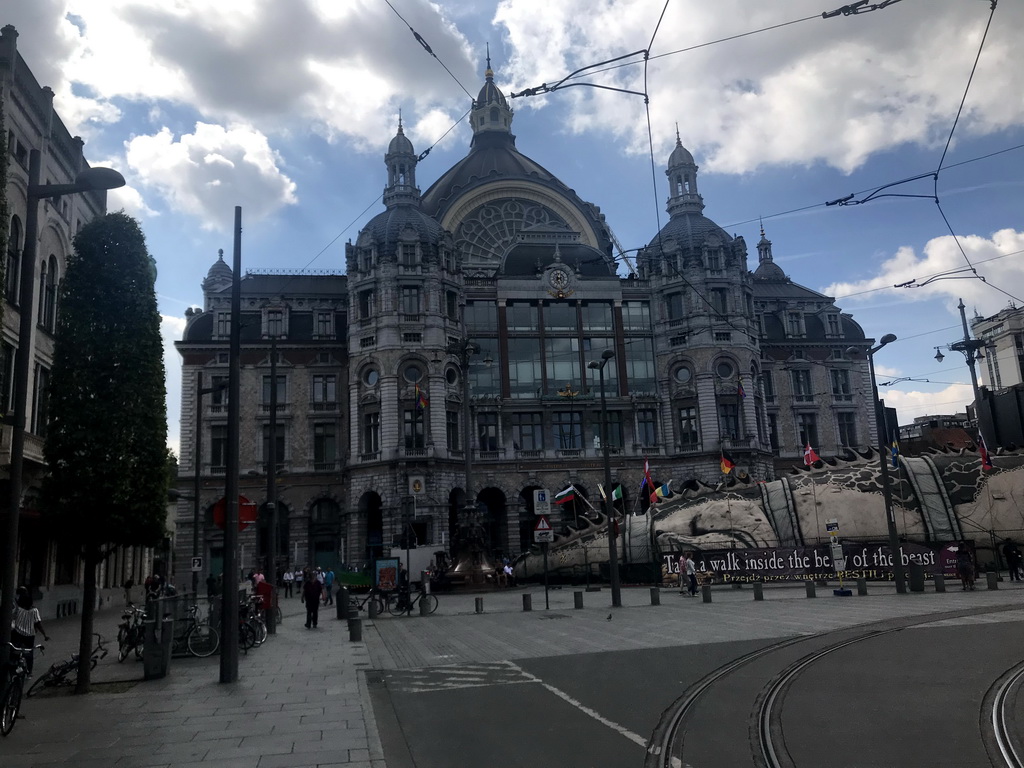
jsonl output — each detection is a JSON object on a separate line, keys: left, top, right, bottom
{"left": 348, "top": 588, "right": 385, "bottom": 617}
{"left": 117, "top": 604, "right": 147, "bottom": 662}
{"left": 2, "top": 643, "right": 42, "bottom": 736}
{"left": 26, "top": 634, "right": 107, "bottom": 698}
{"left": 170, "top": 604, "right": 220, "bottom": 658}
{"left": 387, "top": 585, "right": 438, "bottom": 617}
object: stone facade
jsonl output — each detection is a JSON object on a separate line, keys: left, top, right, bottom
{"left": 174, "top": 66, "right": 875, "bottom": 579}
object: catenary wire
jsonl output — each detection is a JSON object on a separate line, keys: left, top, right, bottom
{"left": 382, "top": 0, "right": 474, "bottom": 101}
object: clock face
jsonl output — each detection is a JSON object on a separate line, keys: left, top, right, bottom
{"left": 550, "top": 269, "right": 570, "bottom": 289}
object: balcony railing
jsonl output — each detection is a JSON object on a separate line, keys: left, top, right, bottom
{"left": 259, "top": 402, "right": 289, "bottom": 413}
{"left": 479, "top": 450, "right": 504, "bottom": 460}
{"left": 359, "top": 451, "right": 380, "bottom": 462}
{"left": 310, "top": 401, "right": 339, "bottom": 412}
{"left": 313, "top": 461, "right": 339, "bottom": 472}
{"left": 516, "top": 449, "right": 544, "bottom": 459}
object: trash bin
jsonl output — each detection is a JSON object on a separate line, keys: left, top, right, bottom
{"left": 908, "top": 561, "right": 925, "bottom": 592}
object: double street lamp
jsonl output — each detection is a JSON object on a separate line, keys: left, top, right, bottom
{"left": 1, "top": 149, "right": 125, "bottom": 667}
{"left": 849, "top": 334, "right": 906, "bottom": 595}
{"left": 587, "top": 349, "right": 621, "bottom": 608}
{"left": 934, "top": 298, "right": 991, "bottom": 446}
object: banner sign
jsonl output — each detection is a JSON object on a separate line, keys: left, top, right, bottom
{"left": 662, "top": 541, "right": 967, "bottom": 585}
{"left": 375, "top": 558, "right": 400, "bottom": 592}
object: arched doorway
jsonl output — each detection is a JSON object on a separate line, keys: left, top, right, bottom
{"left": 308, "top": 499, "right": 341, "bottom": 571}
{"left": 358, "top": 491, "right": 384, "bottom": 566}
{"left": 518, "top": 486, "right": 542, "bottom": 554}
{"left": 478, "top": 487, "right": 508, "bottom": 559}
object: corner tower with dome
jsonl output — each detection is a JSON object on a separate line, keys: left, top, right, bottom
{"left": 173, "top": 62, "right": 875, "bottom": 580}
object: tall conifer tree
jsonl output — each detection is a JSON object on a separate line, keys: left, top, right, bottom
{"left": 42, "top": 212, "right": 167, "bottom": 693}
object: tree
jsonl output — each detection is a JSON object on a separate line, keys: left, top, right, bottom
{"left": 42, "top": 212, "right": 168, "bottom": 694}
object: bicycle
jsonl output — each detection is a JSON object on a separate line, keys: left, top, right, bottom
{"left": 170, "top": 605, "right": 220, "bottom": 658}
{"left": 2, "top": 643, "right": 42, "bottom": 736}
{"left": 387, "top": 585, "right": 438, "bottom": 617}
{"left": 26, "top": 634, "right": 107, "bottom": 698}
{"left": 349, "top": 588, "right": 385, "bottom": 617}
{"left": 117, "top": 604, "right": 146, "bottom": 662}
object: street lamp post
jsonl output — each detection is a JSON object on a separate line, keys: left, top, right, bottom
{"left": 934, "top": 298, "right": 991, "bottom": 446}
{"left": 448, "top": 338, "right": 481, "bottom": 545}
{"left": 587, "top": 349, "right": 621, "bottom": 608}
{"left": 1, "top": 149, "right": 125, "bottom": 669}
{"left": 849, "top": 334, "right": 906, "bottom": 595}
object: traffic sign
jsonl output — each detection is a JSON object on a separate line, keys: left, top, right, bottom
{"left": 534, "top": 514, "right": 554, "bottom": 543}
{"left": 533, "top": 489, "right": 551, "bottom": 516}
{"left": 213, "top": 496, "right": 259, "bottom": 531}
{"left": 191, "top": 556, "right": 204, "bottom": 573}
{"left": 826, "top": 519, "right": 840, "bottom": 534}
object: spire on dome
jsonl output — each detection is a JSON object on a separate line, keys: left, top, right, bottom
{"left": 665, "top": 127, "right": 703, "bottom": 217}
{"left": 471, "top": 52, "right": 513, "bottom": 144}
{"left": 753, "top": 224, "right": 786, "bottom": 280}
{"left": 384, "top": 116, "right": 420, "bottom": 208}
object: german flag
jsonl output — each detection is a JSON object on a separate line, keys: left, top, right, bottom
{"left": 720, "top": 449, "right": 736, "bottom": 475}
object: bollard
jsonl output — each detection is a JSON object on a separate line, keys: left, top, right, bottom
{"left": 753, "top": 582, "right": 764, "bottom": 601}
{"left": 701, "top": 584, "right": 712, "bottom": 603}
{"left": 987, "top": 571, "right": 999, "bottom": 590}
{"left": 475, "top": 597, "right": 484, "bottom": 614}
{"left": 805, "top": 581, "right": 816, "bottom": 598}
{"left": 421, "top": 596, "right": 430, "bottom": 616}
{"left": 574, "top": 591, "right": 584, "bottom": 609}
{"left": 522, "top": 593, "right": 532, "bottom": 612}
{"left": 338, "top": 587, "right": 350, "bottom": 620}
{"left": 348, "top": 617, "right": 362, "bottom": 642}
{"left": 934, "top": 574, "right": 946, "bottom": 593}
{"left": 650, "top": 587, "right": 661, "bottom": 606}
{"left": 368, "top": 598, "right": 379, "bottom": 620}
{"left": 908, "top": 562, "right": 925, "bottom": 593}
{"left": 856, "top": 578, "right": 868, "bottom": 596}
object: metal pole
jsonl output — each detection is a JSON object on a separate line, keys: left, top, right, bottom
{"left": 266, "top": 336, "right": 278, "bottom": 634}
{"left": 867, "top": 343, "right": 907, "bottom": 595}
{"left": 193, "top": 372, "right": 202, "bottom": 598}
{"left": 461, "top": 344, "right": 474, "bottom": 545}
{"left": 220, "top": 206, "right": 242, "bottom": 683}
{"left": 0, "top": 149, "right": 42, "bottom": 665}
{"left": 597, "top": 355, "right": 622, "bottom": 607}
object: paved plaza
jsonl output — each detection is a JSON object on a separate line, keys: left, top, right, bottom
{"left": 3, "top": 580, "right": 1023, "bottom": 767}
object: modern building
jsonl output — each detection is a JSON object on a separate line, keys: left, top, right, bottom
{"left": 971, "top": 303, "right": 1024, "bottom": 391}
{"left": 173, "top": 64, "right": 876, "bottom": 579}
{"left": 2, "top": 25, "right": 153, "bottom": 617}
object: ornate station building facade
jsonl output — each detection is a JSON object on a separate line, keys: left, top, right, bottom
{"left": 174, "top": 66, "right": 875, "bottom": 578}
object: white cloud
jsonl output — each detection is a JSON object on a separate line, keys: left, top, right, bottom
{"left": 107, "top": 183, "right": 158, "bottom": 219}
{"left": 884, "top": 383, "right": 974, "bottom": 424}
{"left": 125, "top": 123, "right": 298, "bottom": 231}
{"left": 823, "top": 228, "right": 1024, "bottom": 318}
{"left": 160, "top": 313, "right": 186, "bottom": 458}
{"left": 493, "top": 0, "right": 1024, "bottom": 174}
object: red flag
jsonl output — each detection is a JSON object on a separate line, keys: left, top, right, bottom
{"left": 643, "top": 457, "right": 656, "bottom": 502}
{"left": 804, "top": 443, "right": 820, "bottom": 466}
{"left": 978, "top": 433, "right": 993, "bottom": 471}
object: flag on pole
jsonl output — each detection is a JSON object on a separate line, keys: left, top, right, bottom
{"left": 554, "top": 485, "right": 576, "bottom": 504}
{"left": 415, "top": 383, "right": 428, "bottom": 410}
{"left": 891, "top": 438, "right": 900, "bottom": 468}
{"left": 804, "top": 443, "right": 821, "bottom": 466}
{"left": 978, "top": 432, "right": 993, "bottom": 471}
{"left": 650, "top": 481, "right": 672, "bottom": 504}
{"left": 720, "top": 449, "right": 736, "bottom": 475}
{"left": 599, "top": 484, "right": 623, "bottom": 501}
{"left": 641, "top": 458, "right": 655, "bottom": 493}
{"left": 737, "top": 381, "right": 746, "bottom": 399}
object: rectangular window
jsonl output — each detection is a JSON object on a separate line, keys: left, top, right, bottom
{"left": 216, "top": 312, "right": 230, "bottom": 336}
{"left": 512, "top": 412, "right": 544, "bottom": 451}
{"left": 31, "top": 365, "right": 49, "bottom": 436}
{"left": 266, "top": 309, "right": 285, "bottom": 337}
{"left": 714, "top": 332, "right": 731, "bottom": 342}
{"left": 402, "top": 332, "right": 422, "bottom": 343}
{"left": 403, "top": 409, "right": 425, "bottom": 450}
{"left": 584, "top": 338, "right": 618, "bottom": 392}
{"left": 787, "top": 312, "right": 803, "bottom": 336}
{"left": 0, "top": 342, "right": 14, "bottom": 414}
{"left": 831, "top": 369, "right": 852, "bottom": 401}
{"left": 210, "top": 374, "right": 229, "bottom": 411}
{"left": 211, "top": 423, "right": 227, "bottom": 468}
{"left": 622, "top": 301, "right": 651, "bottom": 331}
{"left": 678, "top": 406, "right": 700, "bottom": 449}
{"left": 624, "top": 338, "right": 656, "bottom": 393}
{"left": 360, "top": 336, "right": 376, "bottom": 348}
{"left": 261, "top": 425, "right": 286, "bottom": 469}
{"left": 637, "top": 409, "right": 658, "bottom": 447}
{"left": 468, "top": 350, "right": 501, "bottom": 396}
{"left": 261, "top": 375, "right": 287, "bottom": 407}
{"left": 710, "top": 288, "right": 728, "bottom": 315}
{"left": 465, "top": 301, "right": 498, "bottom": 332}
{"left": 506, "top": 301, "right": 538, "bottom": 331}
{"left": 442, "top": 249, "right": 456, "bottom": 272}
{"left": 544, "top": 337, "right": 580, "bottom": 395}
{"left": 400, "top": 286, "right": 421, "bottom": 316}
{"left": 400, "top": 243, "right": 418, "bottom": 266}
{"left": 581, "top": 302, "right": 613, "bottom": 331}
{"left": 445, "top": 291, "right": 459, "bottom": 320}
{"left": 718, "top": 402, "right": 739, "bottom": 440}
{"left": 362, "top": 412, "right": 380, "bottom": 454}
{"left": 667, "top": 293, "right": 684, "bottom": 321}
{"left": 837, "top": 412, "right": 857, "bottom": 447}
{"left": 358, "top": 289, "right": 375, "bottom": 319}
{"left": 316, "top": 312, "right": 332, "bottom": 336}
{"left": 313, "top": 423, "right": 337, "bottom": 467}
{"left": 543, "top": 302, "right": 577, "bottom": 332}
{"left": 359, "top": 248, "right": 373, "bottom": 271}
{"left": 552, "top": 411, "right": 582, "bottom": 449}
{"left": 791, "top": 369, "right": 813, "bottom": 402}
{"left": 762, "top": 370, "right": 775, "bottom": 402}
{"left": 477, "top": 413, "right": 499, "bottom": 451}
{"left": 670, "top": 335, "right": 687, "bottom": 347}
{"left": 311, "top": 374, "right": 337, "bottom": 408}
{"left": 593, "top": 411, "right": 623, "bottom": 449}
{"left": 706, "top": 249, "right": 722, "bottom": 273}
{"left": 827, "top": 315, "right": 841, "bottom": 336}
{"left": 798, "top": 413, "right": 819, "bottom": 450}
{"left": 446, "top": 411, "right": 460, "bottom": 450}
{"left": 508, "top": 337, "right": 543, "bottom": 398}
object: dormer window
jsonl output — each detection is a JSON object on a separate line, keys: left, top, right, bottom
{"left": 400, "top": 243, "right": 418, "bottom": 266}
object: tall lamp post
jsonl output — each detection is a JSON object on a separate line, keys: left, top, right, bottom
{"left": 849, "top": 334, "right": 906, "bottom": 595}
{"left": 447, "top": 338, "right": 482, "bottom": 543}
{"left": 934, "top": 298, "right": 991, "bottom": 446}
{"left": 1, "top": 149, "right": 125, "bottom": 668}
{"left": 588, "top": 349, "right": 621, "bottom": 608}
{"left": 190, "top": 372, "right": 228, "bottom": 597}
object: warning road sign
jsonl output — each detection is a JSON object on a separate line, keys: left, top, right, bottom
{"left": 534, "top": 514, "right": 554, "bottom": 543}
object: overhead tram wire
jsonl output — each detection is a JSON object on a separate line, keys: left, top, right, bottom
{"left": 382, "top": 0, "right": 474, "bottom": 101}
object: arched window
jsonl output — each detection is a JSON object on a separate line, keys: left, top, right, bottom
{"left": 6, "top": 216, "right": 21, "bottom": 303}
{"left": 37, "top": 259, "right": 47, "bottom": 325}
{"left": 43, "top": 255, "right": 58, "bottom": 331}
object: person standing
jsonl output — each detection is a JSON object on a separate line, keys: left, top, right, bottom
{"left": 1003, "top": 540, "right": 1022, "bottom": 582}
{"left": 11, "top": 587, "right": 49, "bottom": 675}
{"left": 678, "top": 553, "right": 688, "bottom": 595}
{"left": 686, "top": 553, "right": 699, "bottom": 597}
{"left": 283, "top": 568, "right": 294, "bottom": 598}
{"left": 293, "top": 568, "right": 304, "bottom": 597}
{"left": 957, "top": 542, "right": 976, "bottom": 591}
{"left": 301, "top": 572, "right": 321, "bottom": 629}
{"left": 323, "top": 568, "right": 335, "bottom": 605}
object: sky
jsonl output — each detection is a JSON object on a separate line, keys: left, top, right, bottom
{"left": 9, "top": 0, "right": 1024, "bottom": 456}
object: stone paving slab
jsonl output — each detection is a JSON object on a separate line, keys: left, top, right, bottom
{"left": 5, "top": 580, "right": 1023, "bottom": 766}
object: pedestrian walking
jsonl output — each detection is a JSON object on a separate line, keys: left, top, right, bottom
{"left": 1003, "top": 540, "right": 1022, "bottom": 582}
{"left": 283, "top": 568, "right": 293, "bottom": 598}
{"left": 956, "top": 542, "right": 976, "bottom": 591}
{"left": 678, "top": 553, "right": 688, "bottom": 595}
{"left": 301, "top": 573, "right": 321, "bottom": 629}
{"left": 686, "top": 552, "right": 699, "bottom": 597}
{"left": 11, "top": 587, "right": 49, "bottom": 675}
{"left": 323, "top": 568, "right": 335, "bottom": 605}
{"left": 293, "top": 568, "right": 304, "bottom": 596}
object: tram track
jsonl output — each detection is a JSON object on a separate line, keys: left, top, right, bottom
{"left": 645, "top": 603, "right": 1024, "bottom": 768}
{"left": 984, "top": 659, "right": 1024, "bottom": 767}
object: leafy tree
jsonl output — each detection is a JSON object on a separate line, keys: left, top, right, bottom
{"left": 42, "top": 212, "right": 167, "bottom": 693}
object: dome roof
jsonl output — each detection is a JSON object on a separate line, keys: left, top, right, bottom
{"left": 669, "top": 138, "right": 694, "bottom": 168}
{"left": 476, "top": 67, "right": 508, "bottom": 108}
{"left": 206, "top": 250, "right": 232, "bottom": 282}
{"left": 361, "top": 204, "right": 445, "bottom": 248}
{"left": 754, "top": 260, "right": 787, "bottom": 281}
{"left": 388, "top": 122, "right": 414, "bottom": 155}
{"left": 647, "top": 212, "right": 732, "bottom": 253}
